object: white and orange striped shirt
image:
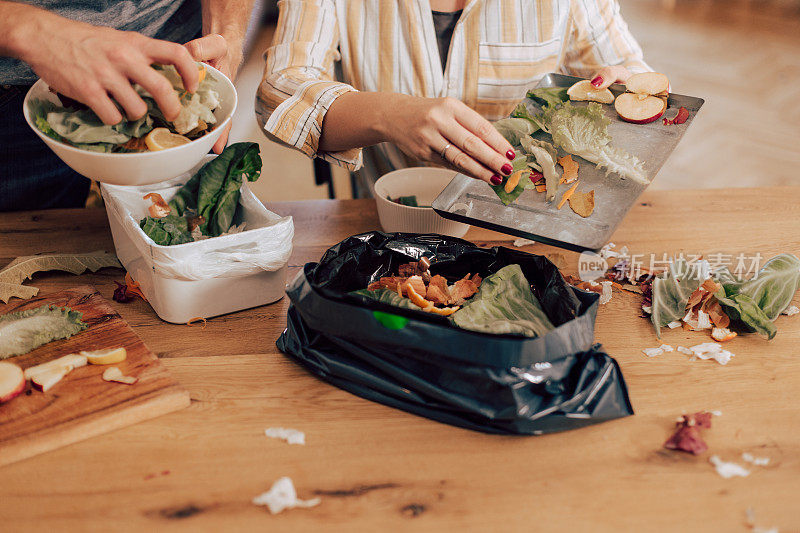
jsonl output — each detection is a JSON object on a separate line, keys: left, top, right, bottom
{"left": 256, "top": 0, "right": 650, "bottom": 189}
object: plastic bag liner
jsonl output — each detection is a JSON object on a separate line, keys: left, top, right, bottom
{"left": 100, "top": 156, "right": 293, "bottom": 280}
{"left": 277, "top": 232, "right": 633, "bottom": 435}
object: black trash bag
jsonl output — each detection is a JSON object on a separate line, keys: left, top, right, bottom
{"left": 277, "top": 232, "right": 633, "bottom": 435}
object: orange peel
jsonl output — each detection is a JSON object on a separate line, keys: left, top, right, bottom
{"left": 187, "top": 317, "right": 207, "bottom": 329}
{"left": 427, "top": 305, "right": 460, "bottom": 316}
{"left": 504, "top": 170, "right": 526, "bottom": 193}
{"left": 557, "top": 155, "right": 579, "bottom": 184}
{"left": 405, "top": 283, "right": 431, "bottom": 309}
{"left": 557, "top": 181, "right": 580, "bottom": 210}
{"left": 124, "top": 272, "right": 147, "bottom": 302}
{"left": 711, "top": 327, "right": 737, "bottom": 342}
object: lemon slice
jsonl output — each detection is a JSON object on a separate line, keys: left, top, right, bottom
{"left": 144, "top": 128, "right": 191, "bottom": 151}
{"left": 81, "top": 347, "right": 127, "bottom": 365}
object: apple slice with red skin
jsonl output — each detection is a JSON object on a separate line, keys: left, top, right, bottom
{"left": 614, "top": 93, "right": 667, "bottom": 124}
{"left": 0, "top": 362, "right": 26, "bottom": 403}
{"left": 625, "top": 72, "right": 670, "bottom": 96}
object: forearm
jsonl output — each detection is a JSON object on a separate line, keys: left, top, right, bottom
{"left": 318, "top": 91, "right": 399, "bottom": 152}
{"left": 201, "top": 0, "right": 253, "bottom": 71}
{"left": 0, "top": 2, "right": 60, "bottom": 60}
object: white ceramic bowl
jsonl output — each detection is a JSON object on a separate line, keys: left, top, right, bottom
{"left": 22, "top": 63, "right": 237, "bottom": 186}
{"left": 374, "top": 167, "right": 470, "bottom": 238}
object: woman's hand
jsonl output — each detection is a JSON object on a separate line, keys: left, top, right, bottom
{"left": 184, "top": 33, "right": 241, "bottom": 154}
{"left": 18, "top": 12, "right": 199, "bottom": 125}
{"left": 382, "top": 95, "right": 516, "bottom": 185}
{"left": 589, "top": 65, "right": 632, "bottom": 90}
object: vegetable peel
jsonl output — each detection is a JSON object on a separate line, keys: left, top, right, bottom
{"left": 0, "top": 251, "right": 121, "bottom": 303}
{"left": 557, "top": 155, "right": 579, "bottom": 184}
{"left": 568, "top": 189, "right": 595, "bottom": 217}
{"left": 557, "top": 181, "right": 580, "bottom": 210}
{"left": 0, "top": 305, "right": 87, "bottom": 359}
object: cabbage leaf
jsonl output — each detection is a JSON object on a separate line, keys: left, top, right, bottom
{"left": 650, "top": 259, "right": 708, "bottom": 337}
{"left": 450, "top": 264, "right": 554, "bottom": 337}
{"left": 715, "top": 253, "right": 800, "bottom": 339}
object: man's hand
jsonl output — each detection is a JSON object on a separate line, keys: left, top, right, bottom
{"left": 183, "top": 33, "right": 240, "bottom": 154}
{"left": 17, "top": 13, "right": 199, "bottom": 125}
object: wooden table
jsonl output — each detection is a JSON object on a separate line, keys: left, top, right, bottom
{"left": 1, "top": 188, "right": 799, "bottom": 532}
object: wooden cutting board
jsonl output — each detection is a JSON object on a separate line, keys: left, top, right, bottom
{"left": 0, "top": 286, "right": 190, "bottom": 466}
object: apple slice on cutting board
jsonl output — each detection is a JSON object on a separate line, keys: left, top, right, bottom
{"left": 0, "top": 362, "right": 26, "bottom": 403}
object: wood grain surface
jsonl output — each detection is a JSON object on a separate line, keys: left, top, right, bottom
{"left": 0, "top": 188, "right": 798, "bottom": 532}
{"left": 0, "top": 287, "right": 190, "bottom": 466}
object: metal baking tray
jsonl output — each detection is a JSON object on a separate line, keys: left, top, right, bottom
{"left": 432, "top": 73, "right": 704, "bottom": 252}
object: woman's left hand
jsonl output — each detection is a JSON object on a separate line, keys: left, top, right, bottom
{"left": 184, "top": 33, "right": 243, "bottom": 154}
{"left": 589, "top": 66, "right": 632, "bottom": 90}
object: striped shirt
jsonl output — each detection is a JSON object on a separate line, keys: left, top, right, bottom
{"left": 256, "top": 0, "right": 650, "bottom": 192}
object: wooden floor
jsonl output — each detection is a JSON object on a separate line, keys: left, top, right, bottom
{"left": 623, "top": 0, "right": 800, "bottom": 190}
{"left": 229, "top": 0, "right": 800, "bottom": 201}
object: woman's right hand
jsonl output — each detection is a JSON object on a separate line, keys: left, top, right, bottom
{"left": 15, "top": 11, "right": 199, "bottom": 125}
{"left": 382, "top": 95, "right": 516, "bottom": 185}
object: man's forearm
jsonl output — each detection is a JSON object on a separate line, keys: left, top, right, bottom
{"left": 0, "top": 2, "right": 58, "bottom": 60}
{"left": 201, "top": 0, "right": 253, "bottom": 54}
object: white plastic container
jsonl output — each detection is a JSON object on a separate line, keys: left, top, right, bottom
{"left": 101, "top": 157, "right": 293, "bottom": 323}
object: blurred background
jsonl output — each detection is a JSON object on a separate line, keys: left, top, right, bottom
{"left": 229, "top": 0, "right": 800, "bottom": 202}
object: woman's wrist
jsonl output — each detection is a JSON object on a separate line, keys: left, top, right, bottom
{"left": 372, "top": 93, "right": 412, "bottom": 145}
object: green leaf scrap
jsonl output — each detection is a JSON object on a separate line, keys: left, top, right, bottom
{"left": 0, "top": 305, "right": 87, "bottom": 359}
{"left": 450, "top": 264, "right": 554, "bottom": 337}
{"left": 0, "top": 251, "right": 121, "bottom": 303}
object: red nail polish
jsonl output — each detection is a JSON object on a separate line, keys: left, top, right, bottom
{"left": 591, "top": 76, "right": 603, "bottom": 88}
{"left": 490, "top": 175, "right": 502, "bottom": 185}
{"left": 506, "top": 149, "right": 516, "bottom": 160}
{"left": 501, "top": 163, "right": 513, "bottom": 175}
